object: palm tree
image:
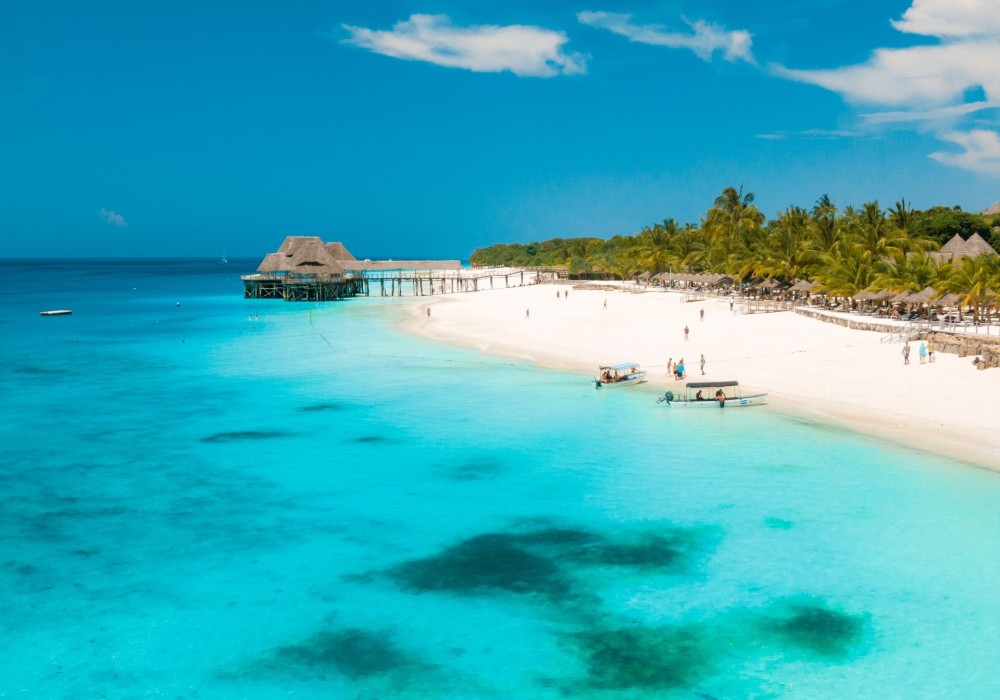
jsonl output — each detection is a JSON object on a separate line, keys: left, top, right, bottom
{"left": 705, "top": 186, "right": 764, "bottom": 257}
{"left": 756, "top": 207, "right": 818, "bottom": 281}
{"left": 814, "top": 237, "right": 876, "bottom": 298}
{"left": 849, "top": 201, "right": 909, "bottom": 264}
{"left": 870, "top": 250, "right": 940, "bottom": 294}
{"left": 936, "top": 254, "right": 1000, "bottom": 323}
{"left": 811, "top": 194, "right": 839, "bottom": 252}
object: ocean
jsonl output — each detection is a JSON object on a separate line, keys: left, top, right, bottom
{"left": 2, "top": 258, "right": 998, "bottom": 699}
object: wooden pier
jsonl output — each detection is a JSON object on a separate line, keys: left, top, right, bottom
{"left": 242, "top": 268, "right": 537, "bottom": 302}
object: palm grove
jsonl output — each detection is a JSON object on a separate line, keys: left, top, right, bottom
{"left": 470, "top": 188, "right": 1000, "bottom": 319}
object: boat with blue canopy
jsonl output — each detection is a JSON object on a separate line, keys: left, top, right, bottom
{"left": 595, "top": 362, "right": 648, "bottom": 388}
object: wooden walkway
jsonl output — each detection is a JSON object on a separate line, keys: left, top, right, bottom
{"left": 243, "top": 269, "right": 537, "bottom": 301}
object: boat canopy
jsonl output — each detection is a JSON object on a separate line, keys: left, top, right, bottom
{"left": 599, "top": 362, "right": 641, "bottom": 371}
{"left": 685, "top": 380, "right": 739, "bottom": 389}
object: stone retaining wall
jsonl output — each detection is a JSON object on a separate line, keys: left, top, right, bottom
{"left": 795, "top": 307, "right": 1000, "bottom": 369}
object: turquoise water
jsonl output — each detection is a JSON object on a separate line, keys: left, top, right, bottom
{"left": 2, "top": 259, "right": 999, "bottom": 699}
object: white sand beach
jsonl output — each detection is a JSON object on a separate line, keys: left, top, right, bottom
{"left": 406, "top": 283, "right": 1000, "bottom": 473}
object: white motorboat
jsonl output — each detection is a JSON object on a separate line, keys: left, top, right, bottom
{"left": 595, "top": 362, "right": 648, "bottom": 388}
{"left": 657, "top": 380, "right": 766, "bottom": 407}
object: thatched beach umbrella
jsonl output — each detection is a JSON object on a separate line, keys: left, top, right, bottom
{"left": 906, "top": 286, "right": 939, "bottom": 306}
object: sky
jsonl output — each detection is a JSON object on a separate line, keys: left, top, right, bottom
{"left": 2, "top": 0, "right": 1000, "bottom": 259}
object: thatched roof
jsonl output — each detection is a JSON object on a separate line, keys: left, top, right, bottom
{"left": 936, "top": 292, "right": 962, "bottom": 307}
{"left": 906, "top": 286, "right": 939, "bottom": 305}
{"left": 788, "top": 279, "right": 817, "bottom": 293}
{"left": 256, "top": 252, "right": 283, "bottom": 273}
{"left": 963, "top": 232, "right": 996, "bottom": 256}
{"left": 931, "top": 232, "right": 998, "bottom": 262}
{"left": 753, "top": 278, "right": 781, "bottom": 290}
{"left": 939, "top": 234, "right": 966, "bottom": 254}
{"left": 652, "top": 272, "right": 732, "bottom": 285}
{"left": 890, "top": 290, "right": 915, "bottom": 304}
{"left": 325, "top": 242, "right": 356, "bottom": 261}
{"left": 983, "top": 201, "right": 1000, "bottom": 216}
{"left": 259, "top": 236, "right": 345, "bottom": 275}
{"left": 340, "top": 259, "right": 463, "bottom": 271}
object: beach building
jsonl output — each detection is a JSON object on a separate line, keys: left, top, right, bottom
{"left": 929, "top": 233, "right": 998, "bottom": 263}
{"left": 242, "top": 236, "right": 470, "bottom": 301}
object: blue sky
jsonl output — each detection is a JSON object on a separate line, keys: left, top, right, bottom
{"left": 3, "top": 0, "right": 999, "bottom": 259}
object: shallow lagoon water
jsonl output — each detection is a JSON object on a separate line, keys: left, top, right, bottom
{"left": 1, "top": 259, "right": 999, "bottom": 698}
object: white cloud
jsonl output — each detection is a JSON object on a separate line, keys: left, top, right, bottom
{"left": 891, "top": 0, "right": 1000, "bottom": 38}
{"left": 930, "top": 129, "right": 1000, "bottom": 175}
{"left": 773, "top": 1, "right": 1000, "bottom": 176}
{"left": 862, "top": 101, "right": 999, "bottom": 125}
{"left": 756, "top": 129, "right": 862, "bottom": 140}
{"left": 341, "top": 14, "right": 586, "bottom": 77}
{"left": 99, "top": 208, "right": 127, "bottom": 227}
{"left": 577, "top": 11, "right": 754, "bottom": 63}
{"left": 774, "top": 40, "right": 1000, "bottom": 108}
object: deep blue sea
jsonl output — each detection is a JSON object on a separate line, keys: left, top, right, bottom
{"left": 2, "top": 258, "right": 999, "bottom": 699}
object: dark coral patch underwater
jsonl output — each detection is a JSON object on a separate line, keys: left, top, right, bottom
{"left": 298, "top": 402, "right": 347, "bottom": 412}
{"left": 240, "top": 627, "right": 434, "bottom": 681}
{"left": 563, "top": 624, "right": 714, "bottom": 692}
{"left": 389, "top": 532, "right": 573, "bottom": 601}
{"left": 754, "top": 599, "right": 868, "bottom": 658}
{"left": 384, "top": 524, "right": 719, "bottom": 604}
{"left": 200, "top": 430, "right": 295, "bottom": 443}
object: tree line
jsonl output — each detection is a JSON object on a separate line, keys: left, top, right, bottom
{"left": 470, "top": 188, "right": 1000, "bottom": 318}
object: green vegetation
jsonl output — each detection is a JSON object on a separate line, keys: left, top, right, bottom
{"left": 470, "top": 188, "right": 1000, "bottom": 304}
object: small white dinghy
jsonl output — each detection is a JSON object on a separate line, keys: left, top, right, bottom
{"left": 40, "top": 310, "right": 73, "bottom": 316}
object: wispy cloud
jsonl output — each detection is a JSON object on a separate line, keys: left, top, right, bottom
{"left": 930, "top": 129, "right": 1000, "bottom": 175}
{"left": 773, "top": 0, "right": 1000, "bottom": 175}
{"left": 99, "top": 208, "right": 127, "bottom": 227}
{"left": 862, "top": 101, "right": 1000, "bottom": 126}
{"left": 756, "top": 129, "right": 862, "bottom": 141}
{"left": 577, "top": 11, "right": 754, "bottom": 64}
{"left": 341, "top": 14, "right": 586, "bottom": 77}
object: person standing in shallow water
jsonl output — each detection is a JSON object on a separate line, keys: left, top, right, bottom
{"left": 901, "top": 342, "right": 910, "bottom": 365}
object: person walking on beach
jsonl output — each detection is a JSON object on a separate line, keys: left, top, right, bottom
{"left": 919, "top": 341, "right": 927, "bottom": 364}
{"left": 426, "top": 307, "right": 431, "bottom": 318}
{"left": 526, "top": 308, "right": 530, "bottom": 319}
{"left": 901, "top": 342, "right": 910, "bottom": 365}
{"left": 666, "top": 358, "right": 673, "bottom": 376}
{"left": 684, "top": 325, "right": 689, "bottom": 341}
{"left": 556, "top": 290, "right": 560, "bottom": 299}
{"left": 603, "top": 299, "right": 607, "bottom": 311}
{"left": 700, "top": 308, "right": 704, "bottom": 322}
{"left": 700, "top": 354, "right": 706, "bottom": 375}
{"left": 928, "top": 340, "right": 935, "bottom": 362}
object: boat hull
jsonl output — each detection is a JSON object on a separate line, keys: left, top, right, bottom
{"left": 661, "top": 393, "right": 767, "bottom": 407}
{"left": 40, "top": 310, "right": 73, "bottom": 316}
{"left": 595, "top": 372, "right": 648, "bottom": 388}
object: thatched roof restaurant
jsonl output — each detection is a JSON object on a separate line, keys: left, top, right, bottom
{"left": 244, "top": 236, "right": 464, "bottom": 301}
